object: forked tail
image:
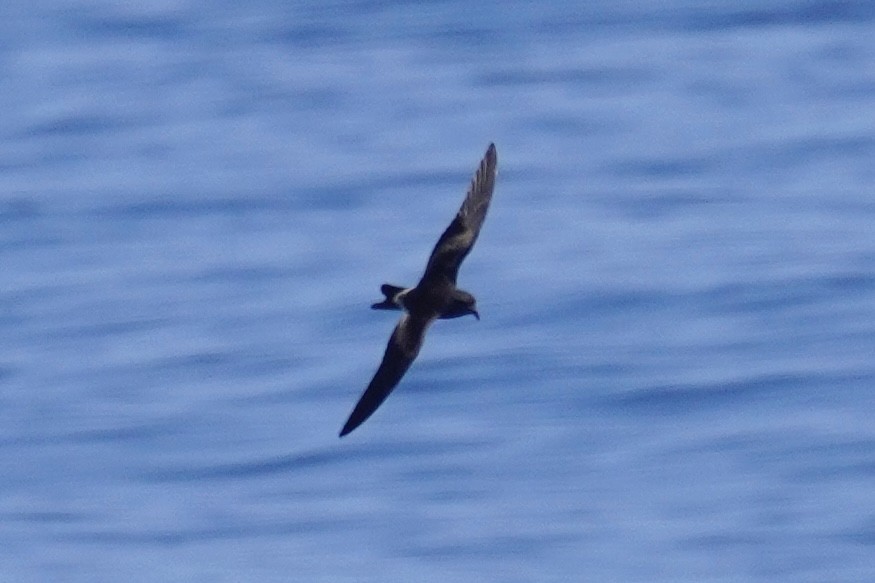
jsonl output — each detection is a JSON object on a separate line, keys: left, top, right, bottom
{"left": 371, "top": 283, "right": 405, "bottom": 311}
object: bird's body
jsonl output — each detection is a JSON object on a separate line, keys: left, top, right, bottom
{"left": 339, "top": 143, "right": 498, "bottom": 437}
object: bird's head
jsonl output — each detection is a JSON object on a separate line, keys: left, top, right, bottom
{"left": 449, "top": 290, "right": 479, "bottom": 320}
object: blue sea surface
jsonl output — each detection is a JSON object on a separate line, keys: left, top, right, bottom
{"left": 2, "top": 1, "right": 874, "bottom": 581}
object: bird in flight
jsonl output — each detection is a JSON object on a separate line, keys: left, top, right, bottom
{"left": 339, "top": 143, "right": 498, "bottom": 437}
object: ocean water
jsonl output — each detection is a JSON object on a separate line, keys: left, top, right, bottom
{"left": 1, "top": 1, "right": 874, "bottom": 581}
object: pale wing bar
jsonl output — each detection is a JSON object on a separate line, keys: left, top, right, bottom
{"left": 339, "top": 314, "right": 433, "bottom": 436}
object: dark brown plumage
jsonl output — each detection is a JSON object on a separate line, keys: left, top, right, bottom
{"left": 340, "top": 143, "right": 498, "bottom": 437}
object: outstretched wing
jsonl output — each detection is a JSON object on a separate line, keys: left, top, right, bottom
{"left": 420, "top": 143, "right": 497, "bottom": 287}
{"left": 339, "top": 313, "right": 434, "bottom": 437}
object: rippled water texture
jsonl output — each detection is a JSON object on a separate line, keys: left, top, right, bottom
{"left": 2, "top": 1, "right": 874, "bottom": 581}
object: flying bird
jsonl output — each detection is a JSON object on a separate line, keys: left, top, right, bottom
{"left": 339, "top": 143, "right": 498, "bottom": 437}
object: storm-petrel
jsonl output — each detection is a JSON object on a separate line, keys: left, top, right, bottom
{"left": 339, "top": 143, "right": 498, "bottom": 437}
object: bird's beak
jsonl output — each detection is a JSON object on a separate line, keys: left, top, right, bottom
{"left": 472, "top": 309, "right": 480, "bottom": 321}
